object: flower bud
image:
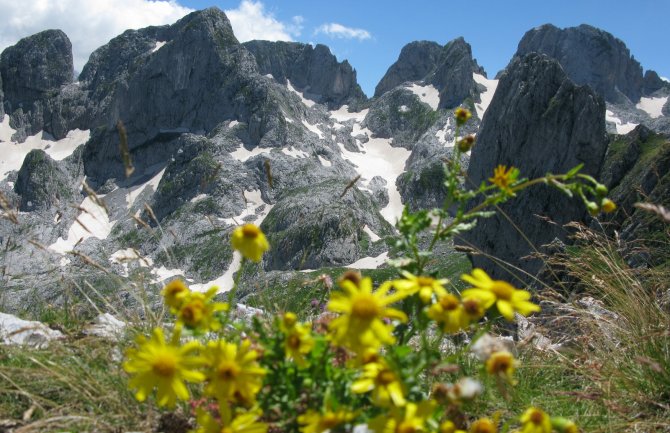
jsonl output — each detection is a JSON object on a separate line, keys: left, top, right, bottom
{"left": 595, "top": 183, "right": 608, "bottom": 197}
{"left": 551, "top": 417, "right": 578, "bottom": 433}
{"left": 587, "top": 202, "right": 599, "bottom": 216}
{"left": 454, "top": 107, "right": 472, "bottom": 126}
{"left": 457, "top": 135, "right": 476, "bottom": 152}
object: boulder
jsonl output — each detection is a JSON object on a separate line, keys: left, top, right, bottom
{"left": 0, "top": 312, "right": 64, "bottom": 348}
{"left": 14, "top": 149, "right": 77, "bottom": 211}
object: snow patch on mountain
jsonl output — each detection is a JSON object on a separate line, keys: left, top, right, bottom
{"left": 473, "top": 73, "right": 499, "bottom": 119}
{"left": 329, "top": 106, "right": 368, "bottom": 122}
{"left": 363, "top": 225, "right": 381, "bottom": 242}
{"left": 0, "top": 115, "right": 90, "bottom": 180}
{"left": 151, "top": 267, "right": 186, "bottom": 284}
{"left": 405, "top": 83, "right": 439, "bottom": 110}
{"left": 636, "top": 96, "right": 668, "bottom": 119}
{"left": 301, "top": 119, "right": 325, "bottom": 139}
{"left": 0, "top": 115, "right": 16, "bottom": 143}
{"left": 435, "top": 118, "right": 454, "bottom": 146}
{"left": 126, "top": 168, "right": 166, "bottom": 209}
{"left": 231, "top": 144, "right": 271, "bottom": 162}
{"left": 318, "top": 155, "right": 332, "bottom": 167}
{"left": 336, "top": 133, "right": 410, "bottom": 224}
{"left": 282, "top": 147, "right": 309, "bottom": 158}
{"left": 346, "top": 251, "right": 388, "bottom": 269}
{"left": 287, "top": 80, "right": 315, "bottom": 108}
{"left": 49, "top": 193, "right": 116, "bottom": 254}
{"left": 110, "top": 248, "right": 153, "bottom": 277}
{"left": 152, "top": 41, "right": 166, "bottom": 53}
{"left": 606, "top": 110, "right": 638, "bottom": 134}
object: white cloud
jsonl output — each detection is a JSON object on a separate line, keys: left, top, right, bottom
{"left": 662, "top": 76, "right": 670, "bottom": 83}
{"left": 0, "top": 0, "right": 193, "bottom": 72}
{"left": 225, "top": 0, "right": 301, "bottom": 42}
{"left": 314, "top": 23, "right": 371, "bottom": 41}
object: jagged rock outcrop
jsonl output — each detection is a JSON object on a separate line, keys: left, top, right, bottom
{"left": 458, "top": 53, "right": 608, "bottom": 283}
{"left": 243, "top": 41, "right": 366, "bottom": 109}
{"left": 81, "top": 7, "right": 279, "bottom": 184}
{"left": 432, "top": 38, "right": 484, "bottom": 109}
{"left": 515, "top": 24, "right": 646, "bottom": 103}
{"left": 14, "top": 149, "right": 78, "bottom": 211}
{"left": 642, "top": 70, "right": 669, "bottom": 95}
{"left": 374, "top": 38, "right": 484, "bottom": 109}
{"left": 1, "top": 30, "right": 73, "bottom": 107}
{"left": 150, "top": 134, "right": 251, "bottom": 221}
{"left": 600, "top": 126, "right": 670, "bottom": 267}
{"left": 374, "top": 41, "right": 443, "bottom": 97}
{"left": 363, "top": 87, "right": 439, "bottom": 148}
{"left": 0, "top": 30, "right": 75, "bottom": 140}
{"left": 261, "top": 180, "right": 393, "bottom": 271}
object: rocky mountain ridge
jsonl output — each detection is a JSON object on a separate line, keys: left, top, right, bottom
{"left": 0, "top": 10, "right": 668, "bottom": 312}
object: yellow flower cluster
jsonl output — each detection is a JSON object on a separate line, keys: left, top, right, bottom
{"left": 125, "top": 270, "right": 269, "bottom": 431}
{"left": 327, "top": 277, "right": 408, "bottom": 354}
{"left": 121, "top": 224, "right": 581, "bottom": 433}
{"left": 161, "top": 280, "right": 229, "bottom": 331}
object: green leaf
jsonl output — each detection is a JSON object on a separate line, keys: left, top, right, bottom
{"left": 565, "top": 163, "right": 584, "bottom": 178}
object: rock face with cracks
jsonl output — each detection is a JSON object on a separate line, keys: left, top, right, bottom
{"left": 458, "top": 53, "right": 608, "bottom": 283}
{"left": 243, "top": 40, "right": 367, "bottom": 110}
{"left": 375, "top": 37, "right": 484, "bottom": 110}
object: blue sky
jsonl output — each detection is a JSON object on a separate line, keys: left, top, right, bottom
{"left": 181, "top": 0, "right": 670, "bottom": 96}
{"left": 1, "top": 0, "right": 668, "bottom": 96}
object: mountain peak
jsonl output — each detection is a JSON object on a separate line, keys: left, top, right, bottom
{"left": 515, "top": 24, "right": 644, "bottom": 103}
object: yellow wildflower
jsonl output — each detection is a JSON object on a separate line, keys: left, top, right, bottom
{"left": 488, "top": 165, "right": 517, "bottom": 195}
{"left": 427, "top": 294, "right": 469, "bottom": 333}
{"left": 454, "top": 107, "right": 472, "bottom": 126}
{"left": 231, "top": 223, "right": 269, "bottom": 262}
{"left": 461, "top": 295, "right": 487, "bottom": 322}
{"left": 161, "top": 279, "right": 190, "bottom": 310}
{"left": 601, "top": 198, "right": 616, "bottom": 213}
{"left": 280, "top": 312, "right": 298, "bottom": 333}
{"left": 461, "top": 268, "right": 540, "bottom": 321}
{"left": 123, "top": 327, "right": 204, "bottom": 408}
{"left": 297, "top": 408, "right": 355, "bottom": 433}
{"left": 193, "top": 408, "right": 267, "bottom": 433}
{"left": 327, "top": 277, "right": 408, "bottom": 353}
{"left": 393, "top": 271, "right": 448, "bottom": 304}
{"left": 470, "top": 418, "right": 497, "bottom": 433}
{"left": 284, "top": 322, "right": 315, "bottom": 368}
{"left": 520, "top": 407, "right": 552, "bottom": 433}
{"left": 368, "top": 400, "right": 436, "bottom": 433}
{"left": 485, "top": 351, "right": 517, "bottom": 383}
{"left": 202, "top": 339, "right": 266, "bottom": 405}
{"left": 440, "top": 420, "right": 468, "bottom": 433}
{"left": 176, "top": 286, "right": 228, "bottom": 331}
{"left": 351, "top": 360, "right": 406, "bottom": 407}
